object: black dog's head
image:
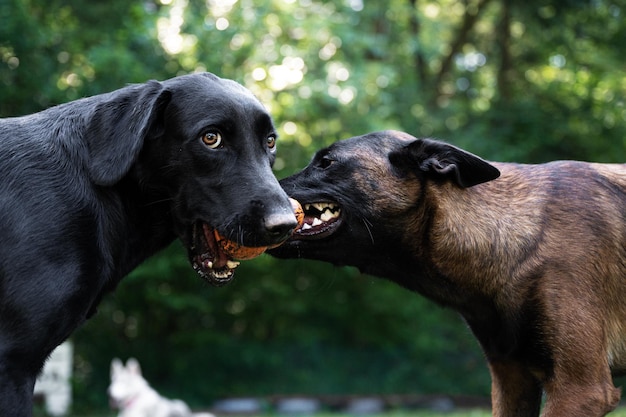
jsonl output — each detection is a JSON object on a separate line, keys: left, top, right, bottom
{"left": 269, "top": 130, "right": 499, "bottom": 279}
{"left": 86, "top": 73, "right": 298, "bottom": 285}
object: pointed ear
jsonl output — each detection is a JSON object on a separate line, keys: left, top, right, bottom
{"left": 389, "top": 138, "right": 500, "bottom": 187}
{"left": 126, "top": 358, "right": 142, "bottom": 375}
{"left": 111, "top": 358, "right": 123, "bottom": 377}
{"left": 86, "top": 80, "right": 171, "bottom": 186}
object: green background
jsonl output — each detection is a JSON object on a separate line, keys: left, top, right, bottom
{"left": 2, "top": 0, "right": 625, "bottom": 412}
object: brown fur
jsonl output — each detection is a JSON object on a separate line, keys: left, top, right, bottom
{"left": 270, "top": 130, "right": 626, "bottom": 417}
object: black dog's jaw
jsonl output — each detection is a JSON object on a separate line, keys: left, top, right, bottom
{"left": 270, "top": 130, "right": 626, "bottom": 416}
{"left": 0, "top": 73, "right": 296, "bottom": 416}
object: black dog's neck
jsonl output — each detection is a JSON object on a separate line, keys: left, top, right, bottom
{"left": 104, "top": 176, "right": 176, "bottom": 282}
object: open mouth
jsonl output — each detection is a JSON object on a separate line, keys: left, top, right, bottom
{"left": 189, "top": 222, "right": 242, "bottom": 286}
{"left": 293, "top": 202, "right": 342, "bottom": 239}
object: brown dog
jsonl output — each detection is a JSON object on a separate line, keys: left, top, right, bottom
{"left": 270, "top": 130, "right": 626, "bottom": 417}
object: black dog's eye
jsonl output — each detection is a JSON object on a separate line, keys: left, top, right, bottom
{"left": 201, "top": 131, "right": 222, "bottom": 149}
{"left": 267, "top": 135, "right": 277, "bottom": 151}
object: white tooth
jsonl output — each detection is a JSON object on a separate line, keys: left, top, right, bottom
{"left": 301, "top": 223, "right": 312, "bottom": 230}
{"left": 313, "top": 203, "right": 326, "bottom": 211}
{"left": 226, "top": 260, "right": 240, "bottom": 269}
{"left": 312, "top": 218, "right": 323, "bottom": 227}
{"left": 304, "top": 204, "right": 312, "bottom": 211}
{"left": 203, "top": 260, "right": 213, "bottom": 269}
{"left": 320, "top": 211, "right": 334, "bottom": 222}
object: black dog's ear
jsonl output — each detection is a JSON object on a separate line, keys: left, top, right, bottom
{"left": 86, "top": 80, "right": 171, "bottom": 186}
{"left": 389, "top": 138, "right": 500, "bottom": 187}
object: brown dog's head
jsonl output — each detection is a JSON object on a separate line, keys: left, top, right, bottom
{"left": 269, "top": 130, "right": 500, "bottom": 280}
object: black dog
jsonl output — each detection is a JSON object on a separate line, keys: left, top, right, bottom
{"left": 0, "top": 73, "right": 298, "bottom": 416}
{"left": 270, "top": 130, "right": 626, "bottom": 417}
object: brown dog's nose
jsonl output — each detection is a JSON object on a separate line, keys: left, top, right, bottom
{"left": 264, "top": 212, "right": 298, "bottom": 241}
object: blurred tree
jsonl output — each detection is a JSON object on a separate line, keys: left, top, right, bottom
{"left": 2, "top": 0, "right": 625, "bottom": 412}
{"left": 0, "top": 0, "right": 172, "bottom": 114}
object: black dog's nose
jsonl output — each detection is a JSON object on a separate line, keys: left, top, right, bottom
{"left": 264, "top": 212, "right": 298, "bottom": 241}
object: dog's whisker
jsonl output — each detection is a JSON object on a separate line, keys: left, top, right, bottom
{"left": 144, "top": 197, "right": 173, "bottom": 206}
{"left": 361, "top": 217, "right": 375, "bottom": 244}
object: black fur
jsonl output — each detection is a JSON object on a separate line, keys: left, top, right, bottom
{"left": 0, "top": 73, "right": 297, "bottom": 416}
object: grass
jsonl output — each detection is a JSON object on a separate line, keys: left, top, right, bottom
{"left": 46, "top": 408, "right": 626, "bottom": 417}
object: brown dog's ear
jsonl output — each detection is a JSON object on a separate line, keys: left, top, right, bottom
{"left": 390, "top": 138, "right": 500, "bottom": 187}
{"left": 86, "top": 80, "right": 171, "bottom": 186}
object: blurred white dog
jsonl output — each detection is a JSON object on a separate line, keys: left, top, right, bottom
{"left": 108, "top": 358, "right": 212, "bottom": 417}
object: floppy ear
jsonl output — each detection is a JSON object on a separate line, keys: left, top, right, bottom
{"left": 86, "top": 80, "right": 171, "bottom": 186}
{"left": 389, "top": 138, "right": 500, "bottom": 187}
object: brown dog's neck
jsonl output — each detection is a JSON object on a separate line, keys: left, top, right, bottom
{"left": 422, "top": 166, "right": 544, "bottom": 298}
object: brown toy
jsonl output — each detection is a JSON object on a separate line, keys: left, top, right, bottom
{"left": 215, "top": 198, "right": 304, "bottom": 259}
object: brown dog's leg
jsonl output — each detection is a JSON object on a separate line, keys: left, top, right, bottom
{"left": 488, "top": 360, "right": 542, "bottom": 417}
{"left": 538, "top": 284, "right": 621, "bottom": 417}
{"left": 541, "top": 369, "right": 620, "bottom": 417}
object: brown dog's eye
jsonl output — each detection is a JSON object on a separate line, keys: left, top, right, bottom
{"left": 318, "top": 156, "right": 334, "bottom": 169}
{"left": 267, "top": 135, "right": 277, "bottom": 150}
{"left": 201, "top": 131, "right": 222, "bottom": 149}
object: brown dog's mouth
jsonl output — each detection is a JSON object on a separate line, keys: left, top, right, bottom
{"left": 189, "top": 222, "right": 241, "bottom": 286}
{"left": 293, "top": 202, "right": 342, "bottom": 240}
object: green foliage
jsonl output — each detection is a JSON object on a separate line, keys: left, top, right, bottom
{"left": 2, "top": 0, "right": 625, "bottom": 412}
{"left": 72, "top": 245, "right": 489, "bottom": 410}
